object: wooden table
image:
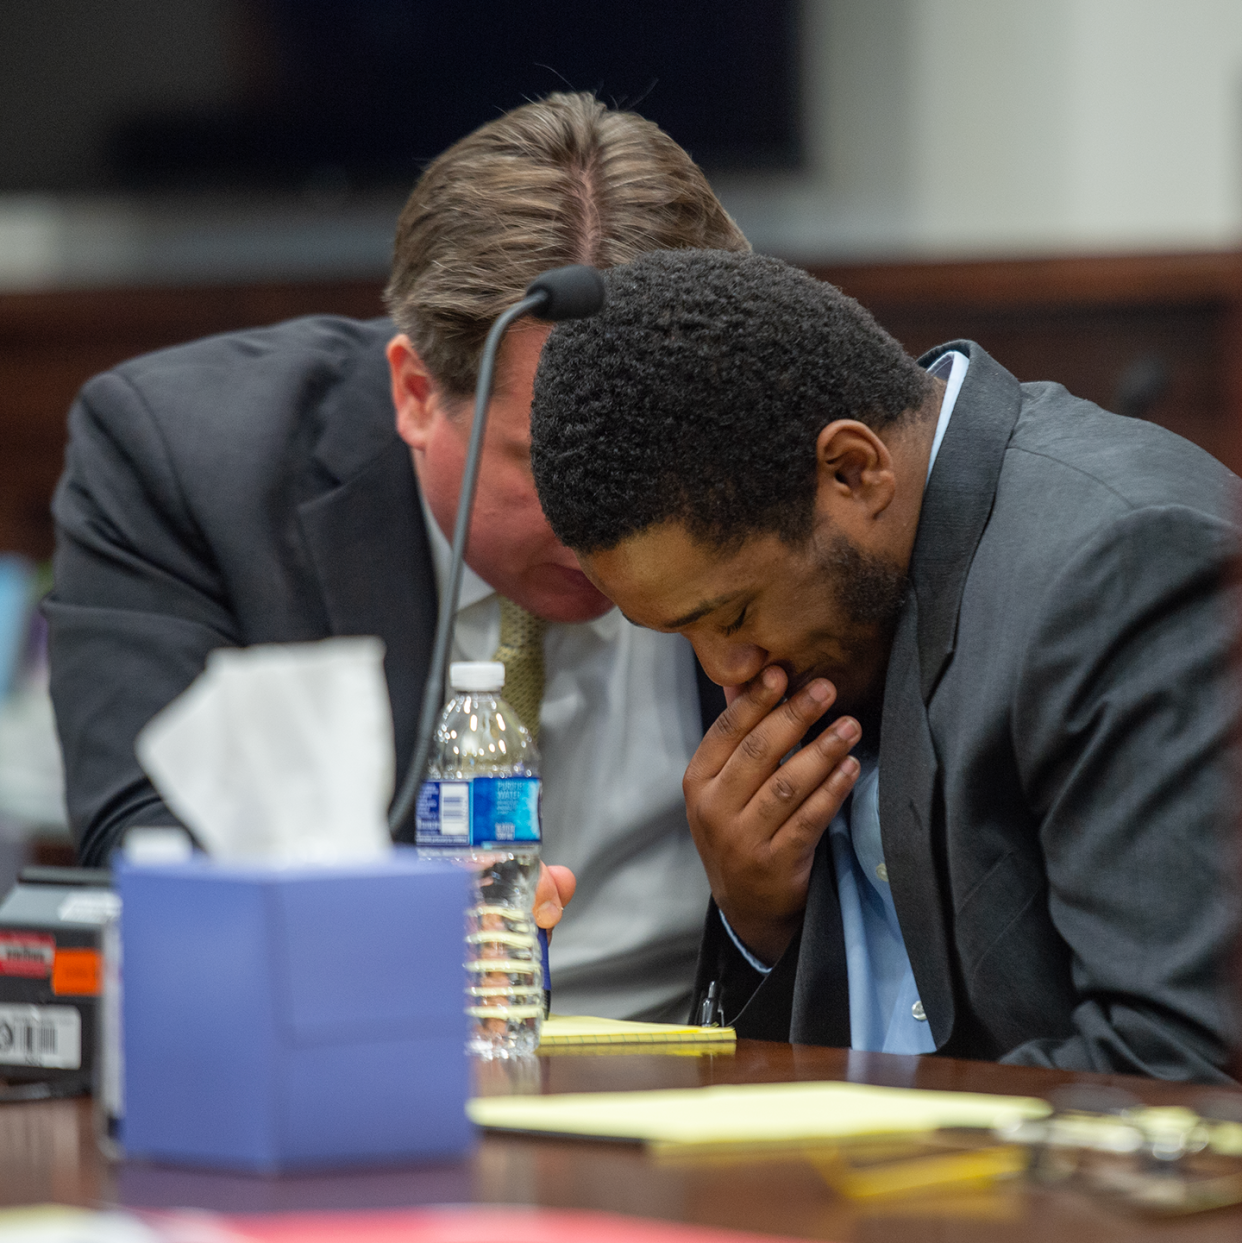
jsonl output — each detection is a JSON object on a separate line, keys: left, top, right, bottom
{"left": 2, "top": 1041, "right": 1241, "bottom": 1242}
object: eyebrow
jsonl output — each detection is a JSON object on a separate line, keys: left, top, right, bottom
{"left": 659, "top": 592, "right": 742, "bottom": 630}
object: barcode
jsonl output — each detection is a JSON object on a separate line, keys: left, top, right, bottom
{"left": 0, "top": 1004, "right": 81, "bottom": 1069}
{"left": 439, "top": 782, "right": 470, "bottom": 837}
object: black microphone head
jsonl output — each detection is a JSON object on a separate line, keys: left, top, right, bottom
{"left": 525, "top": 265, "right": 606, "bottom": 321}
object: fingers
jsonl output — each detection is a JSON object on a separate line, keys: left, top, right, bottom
{"left": 534, "top": 862, "right": 576, "bottom": 929}
{"left": 769, "top": 750, "right": 860, "bottom": 860}
{"left": 748, "top": 713, "right": 860, "bottom": 827}
{"left": 682, "top": 665, "right": 864, "bottom": 969}
{"left": 690, "top": 666, "right": 787, "bottom": 782}
{"left": 710, "top": 676, "right": 844, "bottom": 809}
{"left": 693, "top": 665, "right": 836, "bottom": 792}
{"left": 547, "top": 864, "right": 576, "bottom": 908}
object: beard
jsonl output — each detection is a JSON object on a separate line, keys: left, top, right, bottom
{"left": 799, "top": 530, "right": 909, "bottom": 735}
{"left": 817, "top": 531, "right": 909, "bottom": 631}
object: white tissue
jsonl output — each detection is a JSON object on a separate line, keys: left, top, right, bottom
{"left": 136, "top": 638, "right": 394, "bottom": 864}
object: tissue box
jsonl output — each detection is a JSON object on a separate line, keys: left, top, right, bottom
{"left": 117, "top": 852, "right": 473, "bottom": 1171}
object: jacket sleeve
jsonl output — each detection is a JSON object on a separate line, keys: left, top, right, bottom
{"left": 1001, "top": 504, "right": 1241, "bottom": 1081}
{"left": 46, "top": 369, "right": 242, "bottom": 866}
{"left": 689, "top": 897, "right": 803, "bottom": 1039}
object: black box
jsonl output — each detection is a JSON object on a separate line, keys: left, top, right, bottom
{"left": 0, "top": 866, "right": 113, "bottom": 1094}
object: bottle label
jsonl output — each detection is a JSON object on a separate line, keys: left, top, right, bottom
{"left": 416, "top": 777, "right": 541, "bottom": 848}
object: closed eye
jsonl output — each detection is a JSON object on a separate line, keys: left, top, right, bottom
{"left": 722, "top": 605, "right": 748, "bottom": 636}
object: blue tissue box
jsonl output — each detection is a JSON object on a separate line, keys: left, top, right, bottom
{"left": 116, "top": 851, "right": 473, "bottom": 1171}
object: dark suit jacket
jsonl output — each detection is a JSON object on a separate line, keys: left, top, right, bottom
{"left": 47, "top": 315, "right": 725, "bottom": 867}
{"left": 693, "top": 341, "right": 1241, "bottom": 1082}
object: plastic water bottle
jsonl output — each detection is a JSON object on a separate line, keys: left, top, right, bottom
{"left": 415, "top": 661, "right": 543, "bottom": 1058}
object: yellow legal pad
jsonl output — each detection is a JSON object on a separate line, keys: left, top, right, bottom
{"left": 537, "top": 1014, "right": 737, "bottom": 1051}
{"left": 468, "top": 1080, "right": 1050, "bottom": 1155}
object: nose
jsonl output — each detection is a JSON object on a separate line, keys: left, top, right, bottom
{"left": 691, "top": 635, "right": 769, "bottom": 689}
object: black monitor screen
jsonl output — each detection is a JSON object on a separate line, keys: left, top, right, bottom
{"left": 91, "top": 0, "right": 801, "bottom": 191}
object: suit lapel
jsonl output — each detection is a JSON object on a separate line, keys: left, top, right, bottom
{"left": 878, "top": 341, "right": 1023, "bottom": 1049}
{"left": 878, "top": 597, "right": 955, "bottom": 1047}
{"left": 296, "top": 333, "right": 438, "bottom": 800}
{"left": 911, "top": 342, "right": 1024, "bottom": 698}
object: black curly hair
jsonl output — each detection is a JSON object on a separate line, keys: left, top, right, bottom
{"left": 530, "top": 249, "right": 932, "bottom": 553}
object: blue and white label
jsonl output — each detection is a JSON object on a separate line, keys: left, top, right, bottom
{"left": 416, "top": 777, "right": 541, "bottom": 849}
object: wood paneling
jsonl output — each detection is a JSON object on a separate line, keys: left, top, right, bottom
{"left": 811, "top": 251, "right": 1242, "bottom": 475}
{"left": 4, "top": 252, "right": 1242, "bottom": 559}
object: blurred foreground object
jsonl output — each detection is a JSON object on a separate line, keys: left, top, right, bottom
{"left": 469, "top": 1080, "right": 1049, "bottom": 1152}
{"left": 0, "top": 558, "right": 65, "bottom": 831}
{"left": 136, "top": 638, "right": 393, "bottom": 864}
{"left": 0, "top": 1205, "right": 814, "bottom": 1243}
{"left": 114, "top": 641, "right": 477, "bottom": 1169}
{"left": 117, "top": 851, "right": 471, "bottom": 1171}
{"left": 0, "top": 558, "right": 69, "bottom": 894}
{"left": 0, "top": 865, "right": 112, "bottom": 1100}
{"left": 1005, "top": 1086, "right": 1242, "bottom": 1214}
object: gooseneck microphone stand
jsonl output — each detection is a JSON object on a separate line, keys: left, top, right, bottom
{"left": 389, "top": 264, "right": 606, "bottom": 841}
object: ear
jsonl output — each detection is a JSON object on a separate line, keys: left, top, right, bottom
{"left": 813, "top": 420, "right": 897, "bottom": 525}
{"left": 386, "top": 334, "right": 439, "bottom": 451}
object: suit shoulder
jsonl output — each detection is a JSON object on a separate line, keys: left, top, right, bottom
{"left": 107, "top": 315, "right": 393, "bottom": 383}
{"left": 72, "top": 315, "right": 396, "bottom": 470}
{"left": 57, "top": 313, "right": 404, "bottom": 566}
{"left": 1005, "top": 381, "right": 1239, "bottom": 524}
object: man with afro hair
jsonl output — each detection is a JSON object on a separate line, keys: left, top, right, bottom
{"left": 530, "top": 248, "right": 1241, "bottom": 1081}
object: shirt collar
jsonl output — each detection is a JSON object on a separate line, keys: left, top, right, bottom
{"left": 924, "top": 349, "right": 969, "bottom": 484}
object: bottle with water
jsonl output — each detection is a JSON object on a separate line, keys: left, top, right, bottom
{"left": 415, "top": 661, "right": 543, "bottom": 1058}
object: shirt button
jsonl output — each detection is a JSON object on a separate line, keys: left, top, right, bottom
{"left": 875, "top": 862, "right": 889, "bottom": 882}
{"left": 911, "top": 1000, "right": 927, "bottom": 1021}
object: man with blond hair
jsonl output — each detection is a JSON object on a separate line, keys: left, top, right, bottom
{"left": 47, "top": 93, "right": 748, "bottom": 1020}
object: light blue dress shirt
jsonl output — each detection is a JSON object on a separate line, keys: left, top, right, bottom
{"left": 722, "top": 349, "right": 969, "bottom": 1054}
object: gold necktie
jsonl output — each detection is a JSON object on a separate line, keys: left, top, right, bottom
{"left": 492, "top": 597, "right": 546, "bottom": 741}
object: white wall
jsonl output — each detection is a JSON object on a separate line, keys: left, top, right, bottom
{"left": 1064, "top": 0, "right": 1242, "bottom": 249}
{"left": 715, "top": 0, "right": 1242, "bottom": 260}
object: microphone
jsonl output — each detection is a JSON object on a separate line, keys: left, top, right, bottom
{"left": 525, "top": 264, "right": 607, "bottom": 321}
{"left": 389, "top": 265, "right": 607, "bottom": 839}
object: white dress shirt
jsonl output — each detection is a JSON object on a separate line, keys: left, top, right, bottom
{"left": 420, "top": 497, "right": 710, "bottom": 1019}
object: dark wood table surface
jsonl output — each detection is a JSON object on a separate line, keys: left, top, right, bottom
{"left": 3, "top": 1040, "right": 1241, "bottom": 1242}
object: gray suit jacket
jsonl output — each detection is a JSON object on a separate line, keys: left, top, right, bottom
{"left": 46, "top": 313, "right": 726, "bottom": 868}
{"left": 694, "top": 341, "right": 1241, "bottom": 1082}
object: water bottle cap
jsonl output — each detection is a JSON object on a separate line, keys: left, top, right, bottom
{"left": 449, "top": 661, "right": 506, "bottom": 692}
